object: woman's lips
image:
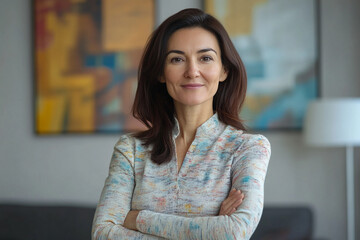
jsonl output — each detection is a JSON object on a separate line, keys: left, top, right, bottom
{"left": 181, "top": 84, "right": 204, "bottom": 89}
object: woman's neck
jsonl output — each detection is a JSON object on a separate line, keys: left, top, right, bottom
{"left": 174, "top": 103, "right": 214, "bottom": 145}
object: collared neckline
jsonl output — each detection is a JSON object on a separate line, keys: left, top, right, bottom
{"left": 172, "top": 113, "right": 224, "bottom": 139}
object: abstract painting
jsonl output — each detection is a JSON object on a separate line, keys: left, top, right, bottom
{"left": 205, "top": 0, "right": 319, "bottom": 130}
{"left": 34, "top": 0, "right": 154, "bottom": 134}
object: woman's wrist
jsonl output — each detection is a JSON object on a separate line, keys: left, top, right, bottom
{"left": 124, "top": 210, "right": 140, "bottom": 230}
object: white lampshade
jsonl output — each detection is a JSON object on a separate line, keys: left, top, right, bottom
{"left": 304, "top": 98, "right": 360, "bottom": 147}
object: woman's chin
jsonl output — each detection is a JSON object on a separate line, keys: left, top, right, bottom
{"left": 174, "top": 98, "right": 213, "bottom": 108}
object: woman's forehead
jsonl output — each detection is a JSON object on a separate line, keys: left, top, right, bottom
{"left": 167, "top": 27, "right": 221, "bottom": 53}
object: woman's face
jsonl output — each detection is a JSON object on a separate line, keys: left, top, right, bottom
{"left": 161, "top": 27, "right": 228, "bottom": 109}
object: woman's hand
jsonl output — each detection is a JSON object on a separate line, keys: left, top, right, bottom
{"left": 219, "top": 189, "right": 244, "bottom": 216}
{"left": 123, "top": 210, "right": 140, "bottom": 230}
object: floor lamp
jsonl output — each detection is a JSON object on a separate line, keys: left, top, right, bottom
{"left": 304, "top": 98, "right": 360, "bottom": 240}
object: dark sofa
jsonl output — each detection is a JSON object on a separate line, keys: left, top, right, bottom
{"left": 0, "top": 204, "right": 312, "bottom": 240}
{"left": 252, "top": 206, "right": 313, "bottom": 240}
{"left": 0, "top": 204, "right": 95, "bottom": 240}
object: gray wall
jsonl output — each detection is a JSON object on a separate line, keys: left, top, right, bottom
{"left": 0, "top": 0, "right": 359, "bottom": 239}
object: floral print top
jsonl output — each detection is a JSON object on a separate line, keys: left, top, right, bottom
{"left": 92, "top": 113, "right": 271, "bottom": 240}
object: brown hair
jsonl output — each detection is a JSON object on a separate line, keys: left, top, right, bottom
{"left": 132, "top": 8, "right": 247, "bottom": 164}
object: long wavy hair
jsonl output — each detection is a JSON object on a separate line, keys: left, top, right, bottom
{"left": 132, "top": 8, "right": 247, "bottom": 164}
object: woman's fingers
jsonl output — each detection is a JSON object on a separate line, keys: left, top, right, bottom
{"left": 219, "top": 189, "right": 245, "bottom": 216}
{"left": 222, "top": 197, "right": 243, "bottom": 214}
{"left": 229, "top": 208, "right": 236, "bottom": 215}
{"left": 221, "top": 190, "right": 243, "bottom": 209}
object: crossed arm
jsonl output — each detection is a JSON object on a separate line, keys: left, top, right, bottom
{"left": 123, "top": 188, "right": 244, "bottom": 230}
{"left": 92, "top": 135, "right": 270, "bottom": 240}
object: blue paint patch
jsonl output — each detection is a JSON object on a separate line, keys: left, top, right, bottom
{"left": 244, "top": 61, "right": 265, "bottom": 78}
{"left": 254, "top": 78, "right": 317, "bottom": 129}
{"left": 84, "top": 53, "right": 116, "bottom": 69}
{"left": 98, "top": 122, "right": 121, "bottom": 132}
{"left": 203, "top": 171, "right": 210, "bottom": 182}
{"left": 102, "top": 54, "right": 116, "bottom": 69}
{"left": 111, "top": 178, "right": 119, "bottom": 184}
{"left": 227, "top": 135, "right": 237, "bottom": 142}
{"left": 120, "top": 161, "right": 131, "bottom": 171}
{"left": 242, "top": 176, "right": 251, "bottom": 183}
{"left": 219, "top": 152, "right": 229, "bottom": 159}
{"left": 189, "top": 222, "right": 200, "bottom": 230}
{"left": 136, "top": 145, "right": 144, "bottom": 152}
{"left": 196, "top": 141, "right": 208, "bottom": 152}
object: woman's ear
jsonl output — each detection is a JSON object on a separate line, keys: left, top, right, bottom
{"left": 220, "top": 67, "right": 228, "bottom": 82}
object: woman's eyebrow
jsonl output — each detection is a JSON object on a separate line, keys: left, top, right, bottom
{"left": 197, "top": 48, "right": 217, "bottom": 55}
{"left": 166, "top": 48, "right": 217, "bottom": 56}
{"left": 166, "top": 50, "right": 184, "bottom": 56}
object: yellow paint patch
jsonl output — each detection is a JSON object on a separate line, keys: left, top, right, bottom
{"left": 185, "top": 203, "right": 192, "bottom": 213}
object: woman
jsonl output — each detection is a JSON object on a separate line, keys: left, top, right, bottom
{"left": 92, "top": 8, "right": 270, "bottom": 240}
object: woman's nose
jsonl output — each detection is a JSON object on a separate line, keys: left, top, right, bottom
{"left": 184, "top": 60, "right": 200, "bottom": 78}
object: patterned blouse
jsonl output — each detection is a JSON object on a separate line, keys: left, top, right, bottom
{"left": 92, "top": 114, "right": 271, "bottom": 240}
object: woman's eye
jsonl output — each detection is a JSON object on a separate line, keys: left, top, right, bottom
{"left": 201, "top": 56, "right": 213, "bottom": 62}
{"left": 170, "top": 57, "right": 183, "bottom": 63}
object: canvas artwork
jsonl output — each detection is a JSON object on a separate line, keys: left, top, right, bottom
{"left": 34, "top": 0, "right": 154, "bottom": 134}
{"left": 205, "top": 0, "right": 319, "bottom": 130}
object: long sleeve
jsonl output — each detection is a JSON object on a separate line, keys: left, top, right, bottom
{"left": 135, "top": 134, "right": 271, "bottom": 240}
{"left": 92, "top": 135, "right": 163, "bottom": 240}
